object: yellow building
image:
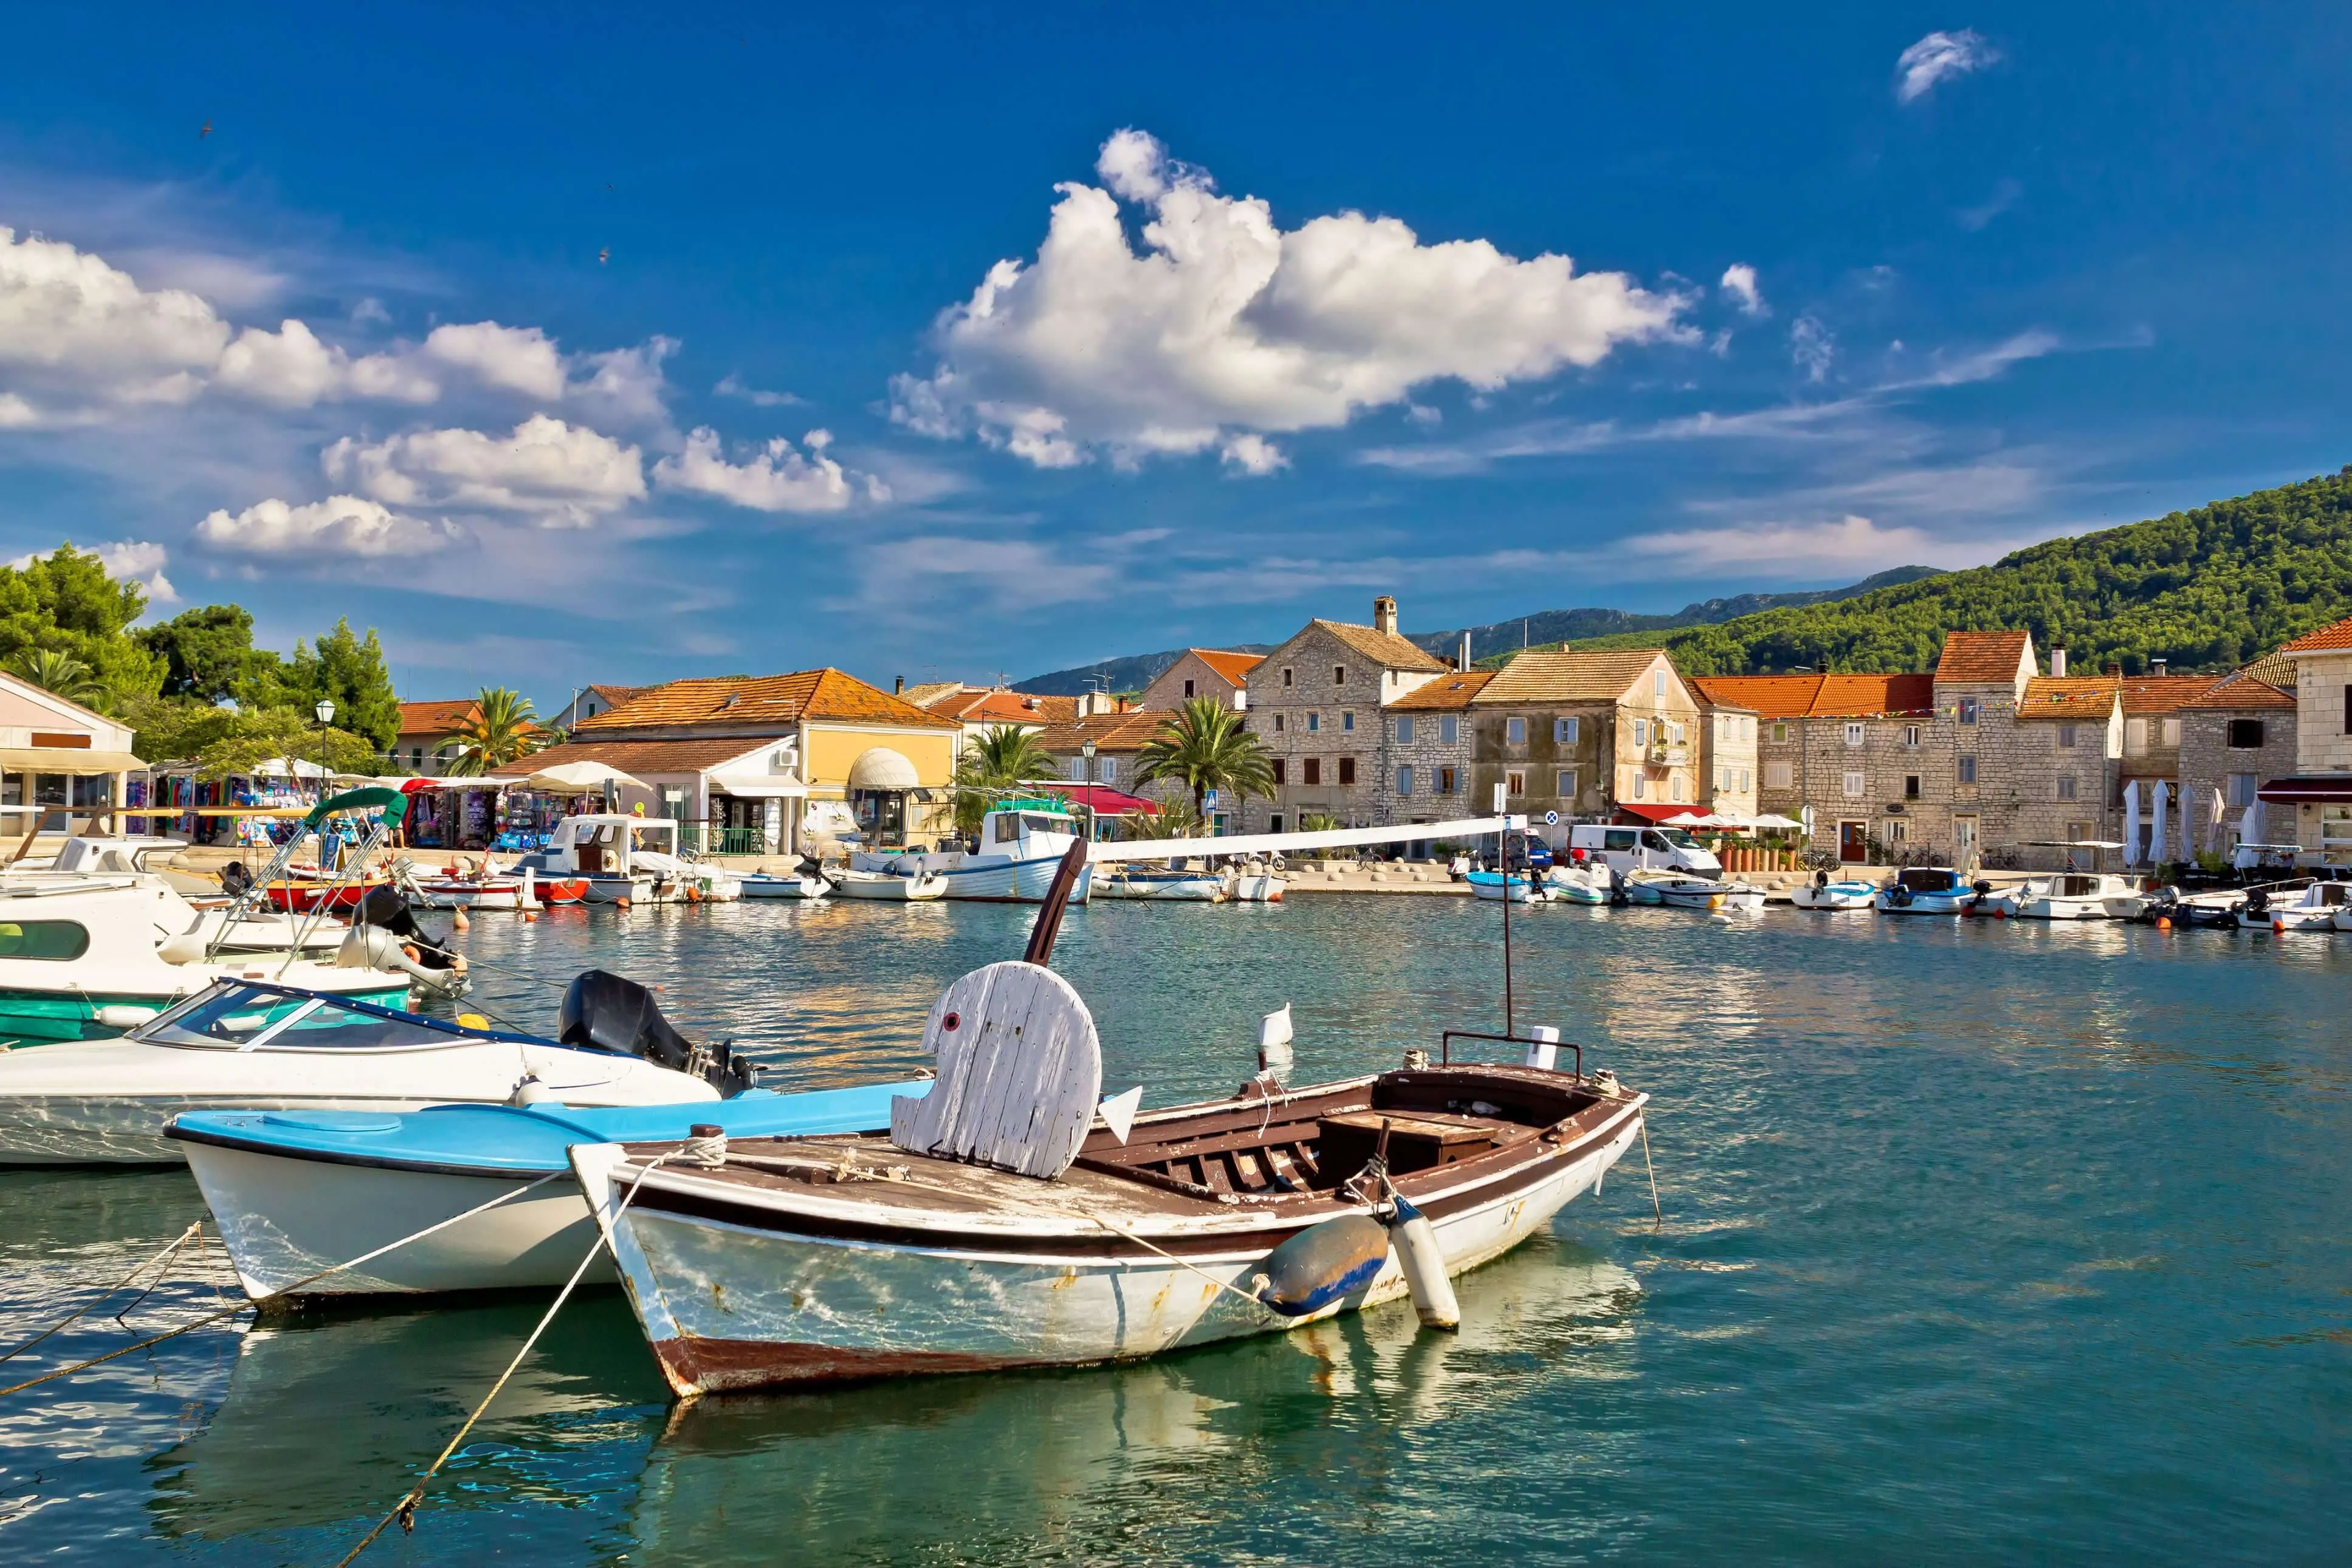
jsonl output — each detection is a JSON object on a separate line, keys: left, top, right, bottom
{"left": 494, "top": 669, "right": 960, "bottom": 854}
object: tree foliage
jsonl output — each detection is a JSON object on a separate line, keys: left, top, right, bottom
{"left": 444, "top": 687, "right": 547, "bottom": 776}
{"left": 4, "top": 647, "right": 103, "bottom": 707}
{"left": 137, "top": 603, "right": 282, "bottom": 705}
{"left": 0, "top": 545, "right": 164, "bottom": 709}
{"left": 1135, "top": 697, "right": 1275, "bottom": 817}
{"left": 1578, "top": 467, "right": 2352, "bottom": 676}
{"left": 281, "top": 618, "right": 402, "bottom": 751}
{"left": 951, "top": 724, "right": 1061, "bottom": 836}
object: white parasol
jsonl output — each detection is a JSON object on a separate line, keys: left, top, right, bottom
{"left": 2149, "top": 782, "right": 2169, "bottom": 865}
{"left": 514, "top": 760, "right": 648, "bottom": 794}
{"left": 2122, "top": 780, "right": 2142, "bottom": 865}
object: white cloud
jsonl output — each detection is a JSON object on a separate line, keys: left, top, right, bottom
{"left": 1719, "top": 264, "right": 1767, "bottom": 318}
{"left": 565, "top": 337, "right": 676, "bottom": 427}
{"left": 892, "top": 129, "right": 1685, "bottom": 469}
{"left": 1627, "top": 514, "right": 1937, "bottom": 570}
{"left": 419, "top": 322, "right": 566, "bottom": 399}
{"left": 862, "top": 535, "right": 1119, "bottom": 611}
{"left": 1220, "top": 433, "right": 1288, "bottom": 476}
{"left": 653, "top": 426, "right": 876, "bottom": 512}
{"left": 714, "top": 373, "right": 805, "bottom": 408}
{"left": 194, "top": 495, "right": 459, "bottom": 557}
{"left": 0, "top": 225, "right": 229, "bottom": 421}
{"left": 1896, "top": 30, "right": 1998, "bottom": 103}
{"left": 93, "top": 540, "right": 177, "bottom": 602}
{"left": 322, "top": 414, "right": 644, "bottom": 527}
{"left": 1790, "top": 315, "right": 1835, "bottom": 382}
{"left": 215, "top": 318, "right": 439, "bottom": 407}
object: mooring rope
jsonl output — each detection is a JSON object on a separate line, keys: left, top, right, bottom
{"left": 329, "top": 1154, "right": 675, "bottom": 1567}
{"left": 0, "top": 1220, "right": 202, "bottom": 1367}
{"left": 1640, "top": 1117, "right": 1663, "bottom": 1226}
{"left": 0, "top": 1172, "right": 562, "bottom": 1403}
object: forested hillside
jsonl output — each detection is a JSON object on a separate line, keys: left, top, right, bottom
{"left": 1573, "top": 466, "right": 2352, "bottom": 675}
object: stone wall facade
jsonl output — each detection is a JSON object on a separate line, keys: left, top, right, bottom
{"left": 1803, "top": 711, "right": 1961, "bottom": 864}
{"left": 2178, "top": 706, "right": 2298, "bottom": 857}
{"left": 1374, "top": 706, "right": 1479, "bottom": 824}
{"left": 1241, "top": 621, "right": 1441, "bottom": 831}
{"left": 1467, "top": 703, "right": 1635, "bottom": 831}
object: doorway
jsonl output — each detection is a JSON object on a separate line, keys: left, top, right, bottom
{"left": 1838, "top": 820, "right": 1868, "bottom": 862}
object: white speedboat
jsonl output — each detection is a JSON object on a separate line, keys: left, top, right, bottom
{"left": 0, "top": 973, "right": 749, "bottom": 1165}
{"left": 1790, "top": 872, "right": 1876, "bottom": 910}
{"left": 518, "top": 815, "right": 734, "bottom": 903}
{"left": 1095, "top": 868, "right": 1226, "bottom": 901}
{"left": 859, "top": 803, "right": 1093, "bottom": 904}
{"left": 1545, "top": 863, "right": 1613, "bottom": 905}
{"left": 828, "top": 868, "right": 947, "bottom": 901}
{"left": 1223, "top": 864, "right": 1287, "bottom": 903}
{"left": 2239, "top": 880, "right": 2352, "bottom": 932}
{"left": 1981, "top": 872, "right": 2140, "bottom": 921}
{"left": 1467, "top": 870, "right": 1553, "bottom": 903}
{"left": 7, "top": 836, "right": 345, "bottom": 958}
{"left": 740, "top": 871, "right": 829, "bottom": 899}
{"left": 1874, "top": 867, "right": 1981, "bottom": 915}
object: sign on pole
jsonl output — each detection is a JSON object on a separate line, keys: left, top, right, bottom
{"left": 1544, "top": 811, "right": 1559, "bottom": 825}
{"left": 1204, "top": 789, "right": 1219, "bottom": 809}
{"left": 1491, "top": 782, "right": 1507, "bottom": 814}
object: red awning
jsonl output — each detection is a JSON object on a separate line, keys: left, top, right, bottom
{"left": 1043, "top": 783, "right": 1160, "bottom": 815}
{"left": 1613, "top": 802, "right": 1697, "bottom": 824}
{"left": 2257, "top": 776, "right": 2352, "bottom": 803}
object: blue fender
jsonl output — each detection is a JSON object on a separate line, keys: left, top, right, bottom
{"left": 1254, "top": 1213, "right": 1391, "bottom": 1316}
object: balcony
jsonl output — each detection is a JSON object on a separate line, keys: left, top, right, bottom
{"left": 1646, "top": 743, "right": 1690, "bottom": 767}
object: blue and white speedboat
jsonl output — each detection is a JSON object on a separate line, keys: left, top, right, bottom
{"left": 1791, "top": 872, "right": 1877, "bottom": 910}
{"left": 1873, "top": 867, "right": 1981, "bottom": 915}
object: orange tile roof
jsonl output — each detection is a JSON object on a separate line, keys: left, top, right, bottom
{"left": 2119, "top": 674, "right": 2224, "bottom": 715}
{"left": 1386, "top": 671, "right": 1494, "bottom": 710}
{"left": 397, "top": 699, "right": 480, "bottom": 737}
{"left": 2182, "top": 668, "right": 2296, "bottom": 712}
{"left": 2279, "top": 615, "right": 2352, "bottom": 654}
{"left": 1690, "top": 673, "right": 1934, "bottom": 718}
{"left": 573, "top": 669, "right": 957, "bottom": 733}
{"left": 1935, "top": 630, "right": 2033, "bottom": 683}
{"left": 1190, "top": 648, "right": 1265, "bottom": 684}
{"left": 901, "top": 681, "right": 968, "bottom": 709}
{"left": 1032, "top": 712, "right": 1170, "bottom": 754}
{"left": 2017, "top": 675, "right": 2121, "bottom": 719}
{"left": 1473, "top": 648, "right": 1666, "bottom": 705}
{"left": 1308, "top": 619, "right": 1450, "bottom": 672}
{"left": 1688, "top": 675, "right": 1819, "bottom": 718}
{"left": 957, "top": 690, "right": 1081, "bottom": 725}
{"left": 487, "top": 735, "right": 776, "bottom": 778}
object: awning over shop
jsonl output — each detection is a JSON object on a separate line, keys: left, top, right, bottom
{"left": 0, "top": 748, "right": 146, "bottom": 774}
{"left": 1042, "top": 782, "right": 1161, "bottom": 816}
{"left": 1613, "top": 802, "right": 1702, "bottom": 824}
{"left": 847, "top": 747, "right": 920, "bottom": 791}
{"left": 2257, "top": 775, "right": 2352, "bottom": 803}
{"left": 707, "top": 770, "right": 809, "bottom": 799}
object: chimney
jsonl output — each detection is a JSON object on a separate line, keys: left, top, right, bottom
{"left": 2151, "top": 657, "right": 2168, "bottom": 676}
{"left": 1373, "top": 595, "right": 1398, "bottom": 636}
{"left": 893, "top": 676, "right": 904, "bottom": 695}
{"left": 1460, "top": 632, "right": 1473, "bottom": 672}
{"left": 2050, "top": 648, "right": 2067, "bottom": 678}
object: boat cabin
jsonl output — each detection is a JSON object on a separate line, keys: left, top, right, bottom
{"left": 542, "top": 814, "right": 679, "bottom": 877}
{"left": 43, "top": 836, "right": 189, "bottom": 875}
{"left": 1893, "top": 867, "right": 1966, "bottom": 894}
{"left": 976, "top": 801, "right": 1082, "bottom": 858}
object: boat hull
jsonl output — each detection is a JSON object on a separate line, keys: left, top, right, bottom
{"left": 585, "top": 1105, "right": 1642, "bottom": 1398}
{"left": 929, "top": 858, "right": 1093, "bottom": 904}
{"left": 2241, "top": 907, "right": 2338, "bottom": 932}
{"left": 740, "top": 875, "right": 827, "bottom": 899}
{"left": 1223, "top": 872, "right": 1285, "bottom": 903}
{"left": 0, "top": 1091, "right": 461, "bottom": 1165}
{"left": 580, "top": 873, "right": 652, "bottom": 904}
{"left": 828, "top": 875, "right": 948, "bottom": 901}
{"left": 1791, "top": 885, "right": 1875, "bottom": 910}
{"left": 1874, "top": 892, "right": 1976, "bottom": 915}
{"left": 1095, "top": 874, "right": 1223, "bottom": 901}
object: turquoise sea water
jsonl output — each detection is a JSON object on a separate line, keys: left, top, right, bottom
{"left": 1, "top": 897, "right": 2348, "bottom": 1564}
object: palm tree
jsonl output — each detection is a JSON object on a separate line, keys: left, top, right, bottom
{"left": 951, "top": 724, "right": 1061, "bottom": 836}
{"left": 446, "top": 687, "right": 545, "bottom": 777}
{"left": 5, "top": 647, "right": 103, "bottom": 709}
{"left": 1135, "top": 696, "right": 1275, "bottom": 820}
{"left": 1123, "top": 796, "right": 1204, "bottom": 839}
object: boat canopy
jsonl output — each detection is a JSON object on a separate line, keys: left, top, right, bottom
{"left": 1894, "top": 867, "right": 1964, "bottom": 892}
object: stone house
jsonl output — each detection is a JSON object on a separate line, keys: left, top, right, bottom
{"left": 1690, "top": 674, "right": 1942, "bottom": 861}
{"left": 1240, "top": 597, "right": 1448, "bottom": 832}
{"left": 2009, "top": 675, "right": 2125, "bottom": 864}
{"left": 1030, "top": 710, "right": 1167, "bottom": 800}
{"left": 2178, "top": 656, "right": 2297, "bottom": 859}
{"left": 2110, "top": 671, "right": 2235, "bottom": 864}
{"left": 1694, "top": 693, "right": 1759, "bottom": 820}
{"left": 1457, "top": 648, "right": 1700, "bottom": 839}
{"left": 1137, "top": 650, "right": 1263, "bottom": 712}
{"left": 1371, "top": 670, "right": 1491, "bottom": 843}
{"left": 2258, "top": 616, "right": 2352, "bottom": 864}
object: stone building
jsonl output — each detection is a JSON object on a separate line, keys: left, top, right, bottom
{"left": 2258, "top": 616, "right": 2352, "bottom": 864}
{"left": 2109, "top": 671, "right": 2235, "bottom": 864}
{"left": 1240, "top": 597, "right": 1448, "bottom": 832}
{"left": 2178, "top": 657, "right": 2297, "bottom": 859}
{"left": 1136, "top": 650, "right": 1262, "bottom": 713}
{"left": 1372, "top": 669, "right": 1490, "bottom": 842}
{"left": 1694, "top": 692, "right": 1759, "bottom": 820}
{"left": 2008, "top": 674, "right": 2125, "bottom": 862}
{"left": 1458, "top": 648, "right": 1700, "bottom": 838}
{"left": 1690, "top": 674, "right": 1941, "bottom": 859}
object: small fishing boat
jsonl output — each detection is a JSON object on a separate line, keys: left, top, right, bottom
{"left": 519, "top": 814, "right": 734, "bottom": 904}
{"left": 171, "top": 975, "right": 923, "bottom": 1298}
{"left": 1790, "top": 871, "right": 1876, "bottom": 910}
{"left": 532, "top": 876, "right": 592, "bottom": 906}
{"left": 1979, "top": 872, "right": 2140, "bottom": 921}
{"left": 574, "top": 957, "right": 1646, "bottom": 1398}
{"left": 0, "top": 971, "right": 751, "bottom": 1165}
{"left": 1544, "top": 862, "right": 1614, "bottom": 905}
{"left": 1874, "top": 867, "right": 1981, "bottom": 915}
{"left": 401, "top": 862, "right": 537, "bottom": 911}
{"left": 2134, "top": 885, "right": 2245, "bottom": 927}
{"left": 1466, "top": 870, "right": 1553, "bottom": 903}
{"left": 2238, "top": 879, "right": 2352, "bottom": 932}
{"left": 1623, "top": 870, "right": 1759, "bottom": 911}
{"left": 828, "top": 868, "right": 948, "bottom": 901}
{"left": 1095, "top": 868, "right": 1226, "bottom": 901}
{"left": 1222, "top": 864, "right": 1287, "bottom": 903}
{"left": 740, "top": 870, "right": 829, "bottom": 899}
{"left": 868, "top": 803, "right": 1094, "bottom": 904}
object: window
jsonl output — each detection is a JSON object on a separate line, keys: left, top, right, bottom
{"left": 0, "top": 920, "right": 89, "bottom": 960}
{"left": 1438, "top": 765, "right": 1457, "bottom": 794}
{"left": 2058, "top": 724, "right": 2078, "bottom": 749}
{"left": 1273, "top": 713, "right": 1285, "bottom": 734}
{"left": 1958, "top": 754, "right": 1978, "bottom": 785}
{"left": 2228, "top": 772, "right": 2258, "bottom": 807}
{"left": 1671, "top": 775, "right": 1687, "bottom": 802}
{"left": 1633, "top": 774, "right": 1648, "bottom": 799}
{"left": 1556, "top": 769, "right": 1577, "bottom": 797}
{"left": 1303, "top": 758, "right": 1322, "bottom": 786}
{"left": 2058, "top": 774, "right": 2079, "bottom": 802}
{"left": 1844, "top": 723, "right": 1865, "bottom": 748}
{"left": 1068, "top": 758, "right": 1085, "bottom": 781}
{"left": 1271, "top": 758, "right": 1286, "bottom": 785}
{"left": 1886, "top": 819, "right": 1909, "bottom": 844}
{"left": 1338, "top": 757, "right": 1357, "bottom": 786}
{"left": 1959, "top": 697, "right": 1979, "bottom": 726}
{"left": 2227, "top": 718, "right": 2264, "bottom": 749}
{"left": 1555, "top": 717, "right": 1580, "bottom": 744}
{"left": 1843, "top": 771, "right": 1865, "bottom": 798}
{"left": 1739, "top": 769, "right": 1750, "bottom": 793}
{"left": 2124, "top": 718, "right": 2148, "bottom": 753}
{"left": 1183, "top": 678, "right": 1195, "bottom": 698}
{"left": 2326, "top": 806, "right": 2352, "bottom": 865}
{"left": 2161, "top": 717, "right": 2180, "bottom": 747}
{"left": 1653, "top": 670, "right": 1666, "bottom": 700}
{"left": 1670, "top": 722, "right": 1685, "bottom": 744}
{"left": 1507, "top": 717, "right": 1526, "bottom": 745}
{"left": 1333, "top": 665, "right": 1347, "bottom": 686}
{"left": 1440, "top": 715, "right": 1459, "bottom": 745}
{"left": 1395, "top": 715, "right": 1415, "bottom": 743}
{"left": 1100, "top": 758, "right": 1118, "bottom": 782}
{"left": 1269, "top": 813, "right": 1285, "bottom": 834}
{"left": 1904, "top": 774, "right": 1920, "bottom": 800}
{"left": 1772, "top": 721, "right": 1788, "bottom": 743}
{"left": 1307, "top": 712, "right": 1321, "bottom": 733}
{"left": 1717, "top": 766, "right": 1728, "bottom": 791}
{"left": 1903, "top": 725, "right": 1921, "bottom": 747}
{"left": 1766, "top": 760, "right": 1793, "bottom": 789}
{"left": 1396, "top": 766, "right": 1414, "bottom": 797}
{"left": 1281, "top": 667, "right": 1295, "bottom": 687}
{"left": 1506, "top": 770, "right": 1526, "bottom": 797}
{"left": 410, "top": 746, "right": 424, "bottom": 767}
{"left": 1341, "top": 711, "right": 1355, "bottom": 732}
{"left": 1633, "top": 718, "right": 1649, "bottom": 746}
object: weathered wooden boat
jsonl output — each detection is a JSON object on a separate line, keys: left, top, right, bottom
{"left": 402, "top": 864, "right": 537, "bottom": 910}
{"left": 827, "top": 868, "right": 947, "bottom": 901}
{"left": 576, "top": 955, "right": 1645, "bottom": 1398}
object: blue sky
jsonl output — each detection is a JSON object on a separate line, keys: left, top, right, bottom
{"left": 1, "top": 3, "right": 2346, "bottom": 703}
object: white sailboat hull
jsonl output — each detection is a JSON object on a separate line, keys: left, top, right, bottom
{"left": 930, "top": 857, "right": 1093, "bottom": 904}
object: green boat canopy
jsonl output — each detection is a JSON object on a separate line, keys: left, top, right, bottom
{"left": 304, "top": 785, "right": 410, "bottom": 829}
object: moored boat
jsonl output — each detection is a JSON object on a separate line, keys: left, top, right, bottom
{"left": 866, "top": 803, "right": 1094, "bottom": 904}
{"left": 1980, "top": 872, "right": 2138, "bottom": 921}
{"left": 1544, "top": 862, "right": 1614, "bottom": 905}
{"left": 1222, "top": 864, "right": 1287, "bottom": 903}
{"left": 1095, "top": 868, "right": 1226, "bottom": 901}
{"left": 1874, "top": 867, "right": 1980, "bottom": 915}
{"left": 1466, "top": 870, "right": 1553, "bottom": 903}
{"left": 828, "top": 868, "right": 948, "bottom": 901}
{"left": 1790, "top": 871, "right": 1876, "bottom": 910}
{"left": 2238, "top": 879, "right": 2352, "bottom": 932}
{"left": 740, "top": 870, "right": 829, "bottom": 899}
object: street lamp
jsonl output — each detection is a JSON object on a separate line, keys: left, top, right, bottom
{"left": 314, "top": 698, "right": 335, "bottom": 802}
{"left": 1081, "top": 740, "right": 1097, "bottom": 843}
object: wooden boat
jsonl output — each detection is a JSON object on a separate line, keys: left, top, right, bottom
{"left": 827, "top": 868, "right": 947, "bottom": 901}
{"left": 1790, "top": 872, "right": 1876, "bottom": 910}
{"left": 740, "top": 871, "right": 830, "bottom": 899}
{"left": 404, "top": 864, "right": 536, "bottom": 910}
{"left": 533, "top": 876, "right": 592, "bottom": 906}
{"left": 576, "top": 957, "right": 1645, "bottom": 1398}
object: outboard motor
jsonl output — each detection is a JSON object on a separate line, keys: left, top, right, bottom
{"left": 2244, "top": 886, "right": 2271, "bottom": 915}
{"left": 559, "top": 969, "right": 754, "bottom": 1095}
{"left": 219, "top": 860, "right": 253, "bottom": 898}
{"left": 1972, "top": 880, "right": 1995, "bottom": 899}
{"left": 1814, "top": 870, "right": 1831, "bottom": 890}
{"left": 355, "top": 885, "right": 458, "bottom": 970}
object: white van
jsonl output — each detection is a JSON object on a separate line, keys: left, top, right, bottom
{"left": 1567, "top": 824, "right": 1723, "bottom": 877}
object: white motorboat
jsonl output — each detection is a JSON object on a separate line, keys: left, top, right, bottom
{"left": 1223, "top": 864, "right": 1287, "bottom": 903}
{"left": 1874, "top": 867, "right": 1981, "bottom": 915}
{"left": 2238, "top": 879, "right": 2352, "bottom": 932}
{"left": 1979, "top": 872, "right": 2141, "bottom": 921}
{"left": 519, "top": 815, "right": 736, "bottom": 903}
{"left": 740, "top": 871, "right": 829, "bottom": 899}
{"left": 0, "top": 878, "right": 427, "bottom": 1048}
{"left": 1544, "top": 862, "right": 1614, "bottom": 905}
{"left": 399, "top": 862, "right": 537, "bottom": 910}
{"left": 1625, "top": 871, "right": 1759, "bottom": 912}
{"left": 7, "top": 836, "right": 345, "bottom": 958}
{"left": 1790, "top": 871, "right": 1876, "bottom": 910}
{"left": 0, "top": 973, "right": 750, "bottom": 1164}
{"left": 859, "top": 803, "right": 1093, "bottom": 904}
{"left": 1466, "top": 870, "right": 1553, "bottom": 903}
{"left": 827, "top": 868, "right": 947, "bottom": 901}
{"left": 1095, "top": 868, "right": 1226, "bottom": 901}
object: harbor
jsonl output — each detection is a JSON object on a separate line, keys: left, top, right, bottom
{"left": 2, "top": 895, "right": 2347, "bottom": 1560}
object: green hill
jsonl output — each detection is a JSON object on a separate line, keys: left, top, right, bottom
{"left": 1561, "top": 466, "right": 2352, "bottom": 676}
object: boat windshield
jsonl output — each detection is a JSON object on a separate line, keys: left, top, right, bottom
{"left": 136, "top": 983, "right": 460, "bottom": 1052}
{"left": 1897, "top": 868, "right": 1957, "bottom": 892}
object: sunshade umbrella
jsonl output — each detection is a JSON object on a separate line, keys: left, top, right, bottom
{"left": 2240, "top": 802, "right": 2259, "bottom": 847}
{"left": 517, "top": 760, "right": 647, "bottom": 793}
{"left": 2123, "top": 780, "right": 2142, "bottom": 865}
{"left": 2150, "top": 783, "right": 2169, "bottom": 865}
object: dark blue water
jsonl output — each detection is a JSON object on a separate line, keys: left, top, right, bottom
{"left": 2, "top": 899, "right": 2347, "bottom": 1564}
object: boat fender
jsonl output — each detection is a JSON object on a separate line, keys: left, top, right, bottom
{"left": 95, "top": 1003, "right": 160, "bottom": 1030}
{"left": 1253, "top": 1214, "right": 1391, "bottom": 1316}
{"left": 452, "top": 907, "right": 471, "bottom": 933}
{"left": 1380, "top": 1194, "right": 1460, "bottom": 1331}
{"left": 1524, "top": 1025, "right": 1559, "bottom": 1072}
{"left": 157, "top": 931, "right": 208, "bottom": 965}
